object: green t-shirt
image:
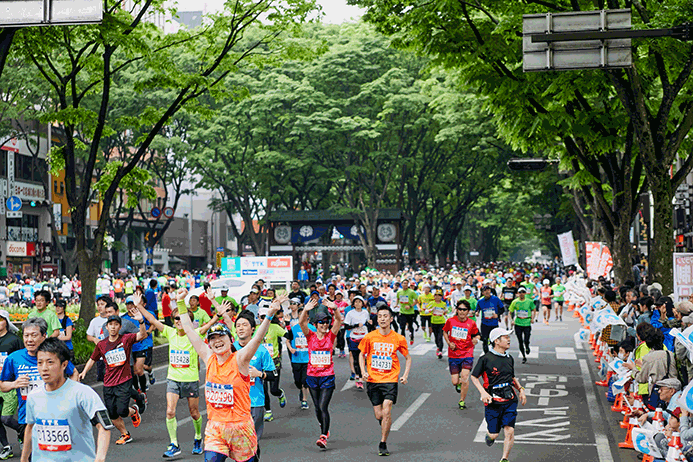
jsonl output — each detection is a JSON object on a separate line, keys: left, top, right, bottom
{"left": 520, "top": 282, "right": 535, "bottom": 297}
{"left": 28, "top": 309, "right": 62, "bottom": 337}
{"left": 419, "top": 293, "right": 435, "bottom": 316}
{"left": 551, "top": 284, "right": 566, "bottom": 302}
{"left": 397, "top": 289, "right": 419, "bottom": 315}
{"left": 262, "top": 323, "right": 287, "bottom": 359}
{"left": 430, "top": 301, "right": 448, "bottom": 324}
{"left": 509, "top": 298, "right": 534, "bottom": 327}
{"left": 215, "top": 295, "right": 238, "bottom": 309}
{"left": 190, "top": 307, "right": 211, "bottom": 329}
{"left": 162, "top": 325, "right": 202, "bottom": 382}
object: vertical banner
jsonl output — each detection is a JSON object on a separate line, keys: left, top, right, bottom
{"left": 674, "top": 253, "right": 693, "bottom": 302}
{"left": 585, "top": 242, "right": 602, "bottom": 279}
{"left": 557, "top": 231, "right": 578, "bottom": 266}
{"left": 597, "top": 244, "right": 613, "bottom": 278}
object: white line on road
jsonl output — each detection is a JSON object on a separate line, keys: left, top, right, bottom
{"left": 409, "top": 344, "right": 435, "bottom": 356}
{"left": 341, "top": 379, "right": 356, "bottom": 391}
{"left": 579, "top": 359, "right": 615, "bottom": 462}
{"left": 391, "top": 392, "right": 430, "bottom": 431}
{"left": 556, "top": 347, "right": 577, "bottom": 360}
{"left": 526, "top": 347, "right": 539, "bottom": 359}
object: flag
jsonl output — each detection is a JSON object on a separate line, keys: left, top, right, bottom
{"left": 632, "top": 427, "right": 662, "bottom": 458}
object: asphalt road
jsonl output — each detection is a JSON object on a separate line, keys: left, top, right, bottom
{"left": 18, "top": 313, "right": 645, "bottom": 462}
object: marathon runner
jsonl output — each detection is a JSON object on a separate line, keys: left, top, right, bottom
{"left": 179, "top": 288, "right": 286, "bottom": 462}
{"left": 396, "top": 280, "right": 418, "bottom": 345}
{"left": 260, "top": 308, "right": 288, "bottom": 422}
{"left": 299, "top": 298, "right": 343, "bottom": 449}
{"left": 23, "top": 338, "right": 112, "bottom": 462}
{"left": 430, "top": 288, "right": 448, "bottom": 359}
{"left": 232, "top": 310, "right": 276, "bottom": 460}
{"left": 358, "top": 304, "right": 411, "bottom": 457}
{"left": 500, "top": 281, "right": 517, "bottom": 330}
{"left": 136, "top": 297, "right": 205, "bottom": 457}
{"left": 0, "top": 310, "right": 23, "bottom": 459}
{"left": 285, "top": 300, "right": 312, "bottom": 410}
{"left": 27, "top": 290, "right": 61, "bottom": 338}
{"left": 123, "top": 296, "right": 155, "bottom": 396}
{"left": 540, "top": 279, "right": 553, "bottom": 325}
{"left": 508, "top": 287, "right": 535, "bottom": 363}
{"left": 418, "top": 284, "right": 434, "bottom": 343}
{"left": 551, "top": 277, "right": 566, "bottom": 322}
{"left": 1, "top": 318, "right": 79, "bottom": 449}
{"left": 343, "top": 295, "right": 370, "bottom": 390}
{"left": 443, "top": 299, "right": 480, "bottom": 410}
{"left": 470, "top": 327, "right": 527, "bottom": 462}
{"left": 475, "top": 286, "right": 504, "bottom": 354}
{"left": 79, "top": 311, "right": 148, "bottom": 445}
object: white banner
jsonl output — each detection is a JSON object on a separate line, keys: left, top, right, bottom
{"left": 679, "top": 379, "right": 693, "bottom": 413}
{"left": 557, "top": 231, "right": 578, "bottom": 266}
{"left": 674, "top": 253, "right": 693, "bottom": 303}
{"left": 631, "top": 427, "right": 663, "bottom": 458}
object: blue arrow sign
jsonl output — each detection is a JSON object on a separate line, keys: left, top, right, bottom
{"left": 151, "top": 207, "right": 161, "bottom": 218}
{"left": 6, "top": 196, "right": 21, "bottom": 212}
{"left": 146, "top": 258, "right": 153, "bottom": 266}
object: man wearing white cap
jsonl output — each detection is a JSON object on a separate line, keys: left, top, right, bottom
{"left": 470, "top": 327, "right": 527, "bottom": 462}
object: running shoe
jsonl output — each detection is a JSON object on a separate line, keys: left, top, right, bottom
{"left": 522, "top": 357, "right": 527, "bottom": 364}
{"left": 192, "top": 439, "right": 203, "bottom": 455}
{"left": 485, "top": 434, "right": 495, "bottom": 447}
{"left": 136, "top": 391, "right": 147, "bottom": 414}
{"left": 378, "top": 442, "right": 389, "bottom": 456}
{"left": 559, "top": 316, "right": 563, "bottom": 321}
{"left": 278, "top": 389, "right": 286, "bottom": 408}
{"left": 409, "top": 333, "right": 414, "bottom": 345}
{"left": 436, "top": 349, "right": 442, "bottom": 359}
{"left": 301, "top": 400, "right": 309, "bottom": 410}
{"left": 500, "top": 459, "right": 509, "bottom": 462}
{"left": 356, "top": 379, "right": 364, "bottom": 390}
{"left": 455, "top": 384, "right": 461, "bottom": 393}
{"left": 116, "top": 432, "right": 133, "bottom": 445}
{"left": 163, "top": 443, "right": 181, "bottom": 458}
{"left": 350, "top": 373, "right": 355, "bottom": 381}
{"left": 0, "top": 445, "right": 12, "bottom": 460}
{"left": 458, "top": 400, "right": 466, "bottom": 410}
{"left": 149, "top": 371, "right": 156, "bottom": 385}
{"left": 131, "top": 404, "right": 141, "bottom": 428}
{"left": 264, "top": 410, "right": 274, "bottom": 421}
{"left": 316, "top": 435, "right": 327, "bottom": 449}
{"left": 526, "top": 346, "right": 530, "bottom": 354}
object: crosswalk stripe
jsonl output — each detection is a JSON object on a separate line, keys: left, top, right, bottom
{"left": 556, "top": 347, "right": 577, "bottom": 360}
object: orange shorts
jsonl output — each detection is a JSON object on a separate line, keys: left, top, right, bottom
{"left": 204, "top": 419, "right": 257, "bottom": 461}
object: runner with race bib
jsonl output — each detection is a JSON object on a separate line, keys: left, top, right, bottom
{"left": 79, "top": 312, "right": 148, "bottom": 446}
{"left": 358, "top": 304, "right": 411, "bottom": 457}
{"left": 443, "top": 299, "right": 480, "bottom": 410}
{"left": 24, "top": 338, "right": 112, "bottom": 462}
{"left": 508, "top": 287, "right": 535, "bottom": 364}
{"left": 0, "top": 310, "right": 22, "bottom": 459}
{"left": 299, "top": 297, "right": 343, "bottom": 450}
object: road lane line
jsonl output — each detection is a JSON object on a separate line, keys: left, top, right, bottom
{"left": 579, "top": 359, "right": 615, "bottom": 462}
{"left": 526, "top": 347, "right": 539, "bottom": 359}
{"left": 391, "top": 392, "right": 430, "bottom": 431}
{"left": 556, "top": 347, "right": 577, "bottom": 360}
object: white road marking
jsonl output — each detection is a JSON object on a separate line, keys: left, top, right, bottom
{"left": 409, "top": 344, "right": 435, "bottom": 356}
{"left": 556, "top": 347, "right": 577, "bottom": 360}
{"left": 341, "top": 379, "right": 356, "bottom": 391}
{"left": 391, "top": 392, "right": 430, "bottom": 431}
{"left": 526, "top": 347, "right": 539, "bottom": 359}
{"left": 579, "top": 359, "right": 615, "bottom": 462}
{"left": 575, "top": 338, "right": 584, "bottom": 350}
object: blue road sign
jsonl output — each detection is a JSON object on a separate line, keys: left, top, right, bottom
{"left": 146, "top": 258, "right": 153, "bottom": 266}
{"left": 151, "top": 207, "right": 161, "bottom": 218}
{"left": 146, "top": 247, "right": 153, "bottom": 255}
{"left": 6, "top": 196, "right": 21, "bottom": 212}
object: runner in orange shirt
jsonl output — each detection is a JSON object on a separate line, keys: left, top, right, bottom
{"left": 358, "top": 304, "right": 412, "bottom": 457}
{"left": 178, "top": 287, "right": 286, "bottom": 462}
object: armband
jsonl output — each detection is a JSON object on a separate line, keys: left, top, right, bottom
{"left": 266, "top": 315, "right": 274, "bottom": 322}
{"left": 91, "top": 409, "right": 115, "bottom": 430}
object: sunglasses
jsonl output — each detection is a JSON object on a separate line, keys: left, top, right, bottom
{"left": 173, "top": 316, "right": 181, "bottom": 321}
{"left": 457, "top": 308, "right": 470, "bottom": 311}
{"left": 316, "top": 320, "right": 330, "bottom": 324}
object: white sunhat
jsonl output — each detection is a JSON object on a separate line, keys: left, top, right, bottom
{"left": 489, "top": 327, "right": 514, "bottom": 343}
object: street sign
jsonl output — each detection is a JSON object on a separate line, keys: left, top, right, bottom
{"left": 6, "top": 211, "right": 22, "bottom": 219}
{"left": 146, "top": 258, "right": 153, "bottom": 266}
{"left": 0, "top": 0, "right": 102, "bottom": 26}
{"left": 523, "top": 9, "right": 632, "bottom": 71}
{"left": 146, "top": 247, "right": 153, "bottom": 255}
{"left": 162, "top": 207, "right": 174, "bottom": 219}
{"left": 6, "top": 196, "right": 21, "bottom": 212}
{"left": 151, "top": 207, "right": 161, "bottom": 218}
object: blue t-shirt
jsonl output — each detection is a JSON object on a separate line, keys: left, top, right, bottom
{"left": 290, "top": 323, "right": 316, "bottom": 364}
{"left": 477, "top": 296, "right": 504, "bottom": 327}
{"left": 233, "top": 340, "right": 275, "bottom": 408}
{"left": 59, "top": 316, "right": 74, "bottom": 350}
{"left": 144, "top": 288, "right": 158, "bottom": 316}
{"left": 122, "top": 315, "right": 152, "bottom": 351}
{"left": 26, "top": 378, "right": 106, "bottom": 462}
{"left": 1, "top": 349, "right": 76, "bottom": 424}
{"left": 22, "top": 284, "right": 34, "bottom": 300}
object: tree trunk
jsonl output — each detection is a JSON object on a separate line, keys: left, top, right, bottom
{"left": 610, "top": 216, "right": 634, "bottom": 285}
{"left": 77, "top": 252, "right": 100, "bottom": 328}
{"left": 651, "top": 184, "right": 675, "bottom": 294}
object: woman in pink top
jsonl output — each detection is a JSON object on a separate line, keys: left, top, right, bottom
{"left": 299, "top": 298, "right": 342, "bottom": 449}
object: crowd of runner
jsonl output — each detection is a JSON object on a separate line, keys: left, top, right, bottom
{"left": 0, "top": 261, "right": 607, "bottom": 462}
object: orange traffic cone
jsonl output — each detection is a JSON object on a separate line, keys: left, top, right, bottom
{"left": 611, "top": 390, "right": 627, "bottom": 412}
{"left": 573, "top": 308, "right": 579, "bottom": 317}
{"left": 597, "top": 369, "right": 613, "bottom": 387}
{"left": 618, "top": 416, "right": 637, "bottom": 449}
{"left": 641, "top": 455, "right": 654, "bottom": 462}
{"left": 595, "top": 342, "right": 605, "bottom": 363}
{"left": 653, "top": 407, "right": 666, "bottom": 432}
{"left": 589, "top": 332, "right": 595, "bottom": 349}
{"left": 666, "top": 431, "right": 685, "bottom": 461}
{"left": 620, "top": 406, "right": 631, "bottom": 428}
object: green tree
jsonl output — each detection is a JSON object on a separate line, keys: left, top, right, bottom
{"left": 13, "top": 0, "right": 317, "bottom": 326}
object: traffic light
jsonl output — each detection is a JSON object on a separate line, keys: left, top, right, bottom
{"left": 30, "top": 201, "right": 36, "bottom": 207}
{"left": 507, "top": 158, "right": 557, "bottom": 171}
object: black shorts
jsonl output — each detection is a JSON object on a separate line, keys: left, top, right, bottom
{"left": 104, "top": 381, "right": 132, "bottom": 419}
{"left": 366, "top": 382, "right": 398, "bottom": 406}
{"left": 291, "top": 362, "right": 308, "bottom": 389}
{"left": 133, "top": 348, "right": 153, "bottom": 367}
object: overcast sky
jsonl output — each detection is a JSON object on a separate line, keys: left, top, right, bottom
{"left": 174, "top": 0, "right": 364, "bottom": 23}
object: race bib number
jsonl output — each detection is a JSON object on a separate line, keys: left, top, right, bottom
{"left": 371, "top": 355, "right": 392, "bottom": 371}
{"left": 451, "top": 326, "right": 468, "bottom": 340}
{"left": 310, "top": 350, "right": 331, "bottom": 367}
{"left": 263, "top": 343, "right": 274, "bottom": 356}
{"left": 351, "top": 326, "right": 367, "bottom": 341}
{"left": 295, "top": 335, "right": 308, "bottom": 350}
{"left": 205, "top": 382, "right": 233, "bottom": 409}
{"left": 399, "top": 295, "right": 409, "bottom": 304}
{"left": 170, "top": 350, "right": 191, "bottom": 368}
{"left": 104, "top": 347, "right": 127, "bottom": 367}
{"left": 432, "top": 306, "right": 446, "bottom": 316}
{"left": 483, "top": 308, "right": 495, "bottom": 320}
{"left": 35, "top": 418, "right": 71, "bottom": 451}
{"left": 422, "top": 303, "right": 433, "bottom": 315}
{"left": 20, "top": 375, "right": 42, "bottom": 401}
{"left": 516, "top": 310, "right": 529, "bottom": 319}
{"left": 0, "top": 352, "right": 8, "bottom": 370}
{"left": 504, "top": 293, "right": 514, "bottom": 300}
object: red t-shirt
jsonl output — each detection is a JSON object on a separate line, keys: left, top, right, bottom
{"left": 91, "top": 333, "right": 137, "bottom": 387}
{"left": 162, "top": 293, "right": 172, "bottom": 317}
{"left": 306, "top": 330, "right": 336, "bottom": 377}
{"left": 443, "top": 317, "right": 479, "bottom": 358}
{"left": 198, "top": 292, "right": 213, "bottom": 317}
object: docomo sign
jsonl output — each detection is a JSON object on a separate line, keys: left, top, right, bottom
{"left": 7, "top": 241, "right": 36, "bottom": 257}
